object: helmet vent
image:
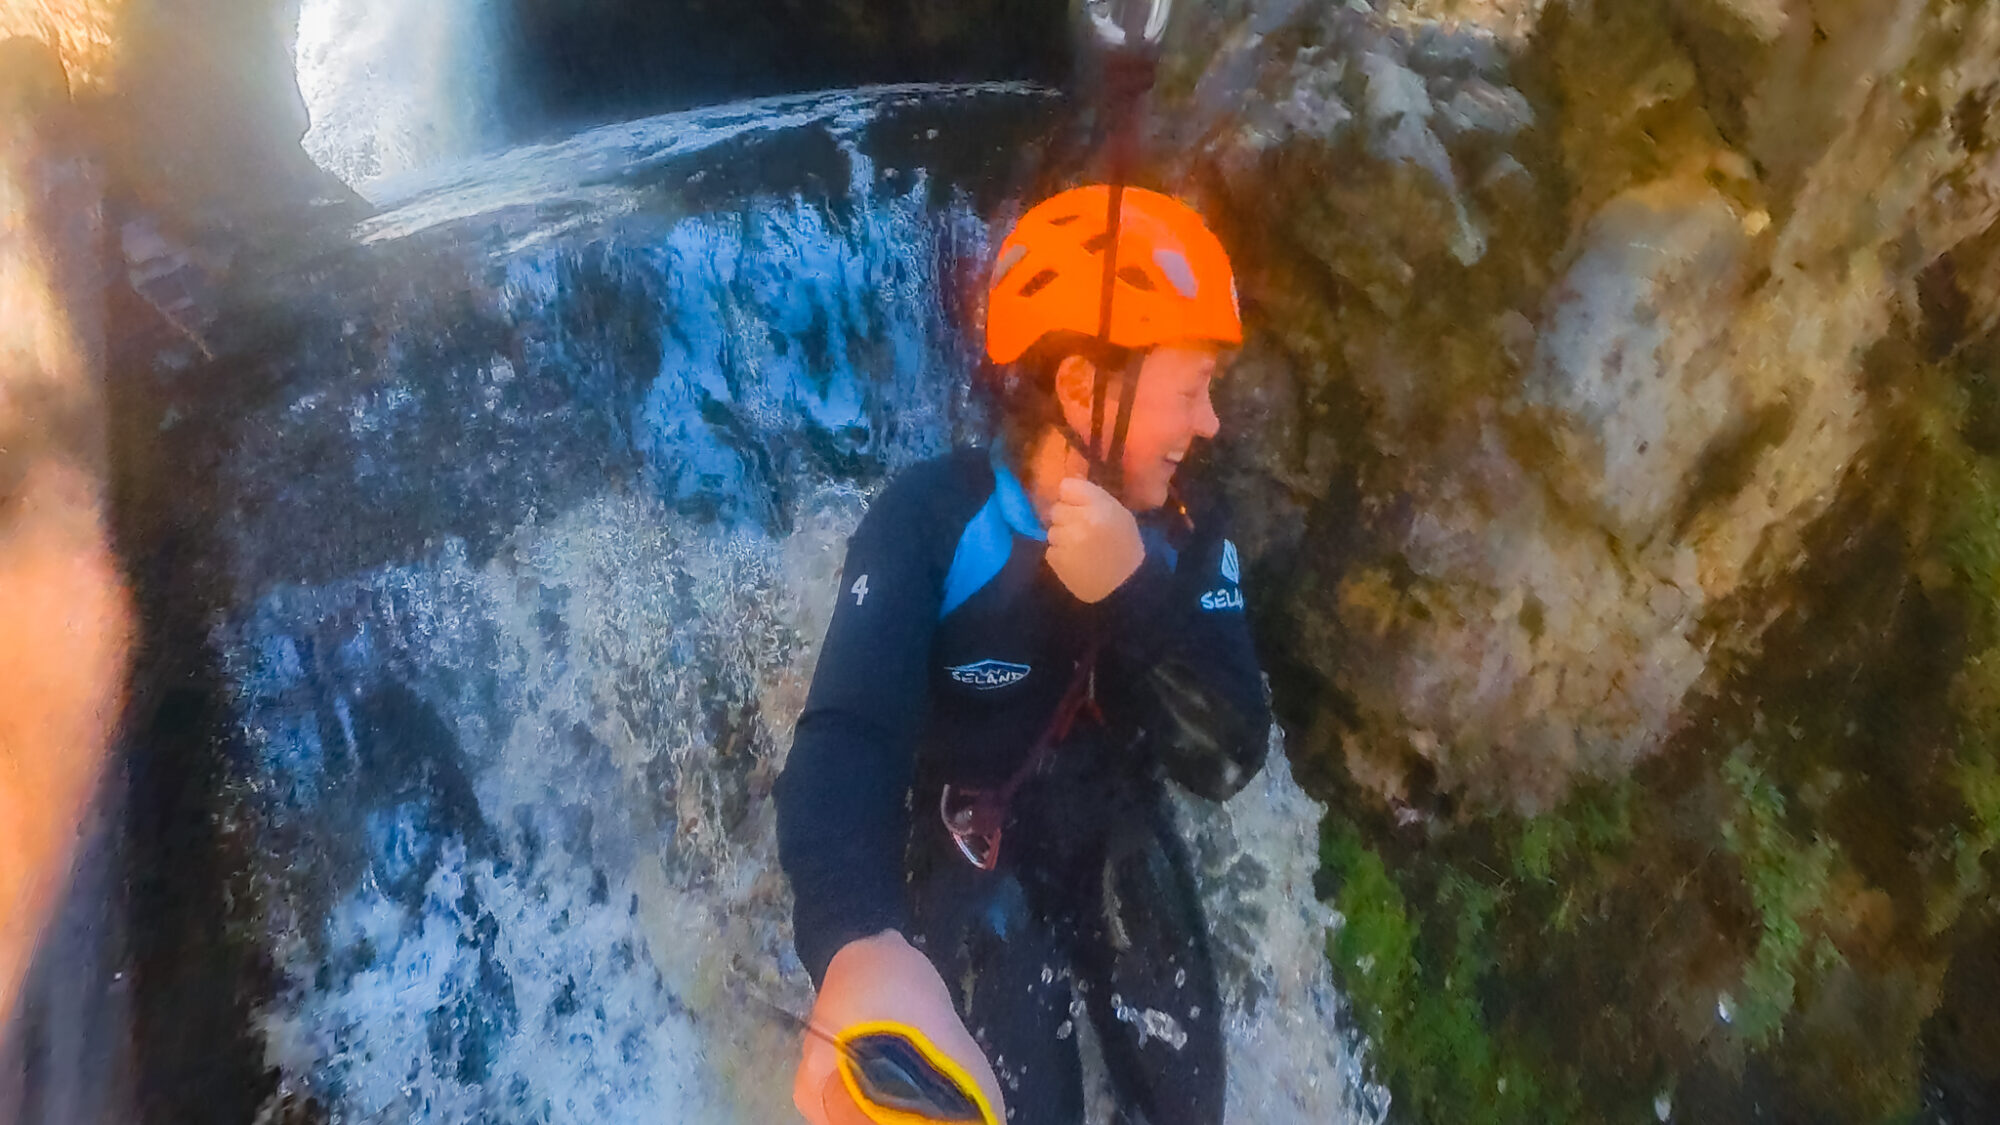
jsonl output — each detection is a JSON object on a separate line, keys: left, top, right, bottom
{"left": 1082, "top": 231, "right": 1114, "bottom": 255}
{"left": 1117, "top": 266, "right": 1157, "bottom": 292}
{"left": 1048, "top": 213, "right": 1083, "bottom": 227}
{"left": 1018, "top": 268, "right": 1061, "bottom": 298}
{"left": 1153, "top": 248, "right": 1199, "bottom": 298}
{"left": 989, "top": 243, "right": 1029, "bottom": 288}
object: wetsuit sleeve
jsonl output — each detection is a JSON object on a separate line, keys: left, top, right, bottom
{"left": 775, "top": 473, "right": 944, "bottom": 987}
{"left": 1097, "top": 506, "right": 1271, "bottom": 801}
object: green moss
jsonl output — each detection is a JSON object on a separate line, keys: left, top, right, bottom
{"left": 1317, "top": 639, "right": 2000, "bottom": 1124}
{"left": 1957, "top": 741, "right": 2000, "bottom": 840}
{"left": 1918, "top": 361, "right": 2000, "bottom": 934}
{"left": 1717, "top": 750, "right": 1843, "bottom": 1048}
{"left": 1322, "top": 823, "right": 1417, "bottom": 1022}
{"left": 1511, "top": 778, "right": 1635, "bottom": 888}
{"left": 1321, "top": 822, "right": 1588, "bottom": 1124}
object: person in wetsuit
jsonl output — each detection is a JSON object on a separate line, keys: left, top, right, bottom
{"left": 776, "top": 185, "right": 1269, "bottom": 1125}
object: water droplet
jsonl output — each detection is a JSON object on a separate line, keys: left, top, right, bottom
{"left": 1056, "top": 1019, "right": 1073, "bottom": 1040}
{"left": 1174, "top": 968, "right": 1186, "bottom": 988}
{"left": 1716, "top": 994, "right": 1734, "bottom": 1024}
{"left": 1654, "top": 1091, "right": 1672, "bottom": 1121}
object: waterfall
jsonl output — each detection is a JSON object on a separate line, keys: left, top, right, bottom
{"left": 143, "top": 84, "right": 1384, "bottom": 1124}
{"left": 293, "top": 0, "right": 503, "bottom": 197}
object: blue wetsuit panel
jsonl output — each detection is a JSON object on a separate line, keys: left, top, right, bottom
{"left": 940, "top": 497, "right": 1013, "bottom": 619}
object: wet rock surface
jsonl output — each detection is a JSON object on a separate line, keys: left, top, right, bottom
{"left": 1146, "top": 0, "right": 2000, "bottom": 1120}
{"left": 498, "top": 0, "right": 1074, "bottom": 137}
{"left": 1167, "top": 0, "right": 2000, "bottom": 811}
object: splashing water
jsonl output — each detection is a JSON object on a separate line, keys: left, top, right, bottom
{"left": 1173, "top": 743, "right": 1394, "bottom": 1125}
{"left": 213, "top": 91, "right": 994, "bottom": 1123}
{"left": 1109, "top": 995, "right": 1191, "bottom": 1052}
{"left": 294, "top": 0, "right": 502, "bottom": 196}
{"left": 234, "top": 489, "right": 864, "bottom": 1123}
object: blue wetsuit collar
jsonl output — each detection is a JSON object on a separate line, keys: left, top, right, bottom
{"left": 988, "top": 446, "right": 1175, "bottom": 567}
{"left": 989, "top": 447, "right": 1047, "bottom": 543}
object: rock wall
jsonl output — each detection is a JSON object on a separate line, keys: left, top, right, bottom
{"left": 1160, "top": 0, "right": 2000, "bottom": 813}
{"left": 4, "top": 0, "right": 342, "bottom": 226}
{"left": 1141, "top": 2, "right": 2000, "bottom": 1120}
{"left": 500, "top": 0, "right": 1073, "bottom": 136}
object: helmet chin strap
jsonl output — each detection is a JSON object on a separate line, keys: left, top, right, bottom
{"left": 1072, "top": 350, "right": 1147, "bottom": 496}
{"left": 941, "top": 0, "right": 1184, "bottom": 880}
{"left": 1086, "top": 0, "right": 1164, "bottom": 496}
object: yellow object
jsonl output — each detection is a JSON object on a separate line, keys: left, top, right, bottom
{"left": 831, "top": 1020, "right": 1001, "bottom": 1125}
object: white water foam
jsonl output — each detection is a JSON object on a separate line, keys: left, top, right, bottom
{"left": 353, "top": 82, "right": 1043, "bottom": 243}
{"left": 294, "top": 0, "right": 503, "bottom": 198}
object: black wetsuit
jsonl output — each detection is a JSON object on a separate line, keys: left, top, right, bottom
{"left": 775, "top": 446, "right": 1269, "bottom": 1125}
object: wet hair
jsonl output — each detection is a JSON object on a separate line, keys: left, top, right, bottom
{"left": 988, "top": 331, "right": 1137, "bottom": 474}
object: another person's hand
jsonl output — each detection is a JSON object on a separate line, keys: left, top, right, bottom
{"left": 792, "top": 930, "right": 1005, "bottom": 1125}
{"left": 1045, "top": 475, "right": 1144, "bottom": 604}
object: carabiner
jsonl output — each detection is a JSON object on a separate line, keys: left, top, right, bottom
{"left": 939, "top": 785, "right": 1002, "bottom": 871}
{"left": 1084, "top": 0, "right": 1171, "bottom": 50}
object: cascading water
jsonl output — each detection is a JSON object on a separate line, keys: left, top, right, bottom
{"left": 153, "top": 53, "right": 1387, "bottom": 1124}
{"left": 294, "top": 0, "right": 503, "bottom": 197}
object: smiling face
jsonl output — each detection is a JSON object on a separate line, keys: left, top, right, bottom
{"left": 1055, "top": 343, "right": 1224, "bottom": 510}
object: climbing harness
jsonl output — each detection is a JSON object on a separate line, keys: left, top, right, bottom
{"left": 940, "top": 639, "right": 1103, "bottom": 871}
{"left": 935, "top": 479, "right": 1193, "bottom": 873}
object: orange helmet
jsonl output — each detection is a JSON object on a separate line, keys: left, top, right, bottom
{"left": 984, "top": 185, "right": 1242, "bottom": 365}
